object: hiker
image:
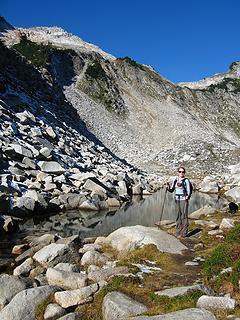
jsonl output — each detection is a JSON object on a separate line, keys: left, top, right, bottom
{"left": 166, "top": 166, "right": 191, "bottom": 238}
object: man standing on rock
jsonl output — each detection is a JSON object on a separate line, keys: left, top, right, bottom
{"left": 166, "top": 166, "right": 191, "bottom": 238}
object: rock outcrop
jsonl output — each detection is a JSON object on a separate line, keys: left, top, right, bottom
{"left": 95, "top": 225, "right": 188, "bottom": 255}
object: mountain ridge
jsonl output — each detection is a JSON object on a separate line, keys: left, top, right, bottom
{"left": 1, "top": 17, "right": 240, "bottom": 175}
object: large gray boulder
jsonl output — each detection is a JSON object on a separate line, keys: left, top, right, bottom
{"left": 59, "top": 193, "right": 84, "bottom": 210}
{"left": 46, "top": 127, "right": 56, "bottom": 139}
{"left": 189, "top": 206, "right": 216, "bottom": 219}
{"left": 33, "top": 243, "right": 70, "bottom": 267}
{"left": 83, "top": 178, "right": 107, "bottom": 193}
{"left": 199, "top": 176, "right": 219, "bottom": 194}
{"left": 37, "top": 161, "right": 65, "bottom": 174}
{"left": 99, "top": 225, "right": 187, "bottom": 255}
{"left": 14, "top": 190, "right": 48, "bottom": 216}
{"left": 13, "top": 257, "right": 34, "bottom": 276}
{"left": 46, "top": 267, "right": 87, "bottom": 290}
{"left": 43, "top": 303, "right": 66, "bottom": 320}
{"left": 6, "top": 143, "right": 33, "bottom": 159}
{"left": 79, "top": 199, "right": 99, "bottom": 211}
{"left": 15, "top": 196, "right": 36, "bottom": 212}
{"left": 15, "top": 110, "right": 36, "bottom": 123}
{"left": 197, "top": 295, "right": 236, "bottom": 310}
{"left": 228, "top": 163, "right": 240, "bottom": 175}
{"left": 0, "top": 274, "right": 34, "bottom": 310}
{"left": 54, "top": 263, "right": 79, "bottom": 273}
{"left": 225, "top": 187, "right": 240, "bottom": 203}
{"left": 106, "top": 197, "right": 120, "bottom": 207}
{"left": 81, "top": 250, "right": 109, "bottom": 267}
{"left": 155, "top": 285, "right": 203, "bottom": 298}
{"left": 219, "top": 218, "right": 235, "bottom": 230}
{"left": 102, "top": 291, "right": 148, "bottom": 320}
{"left": 29, "top": 233, "right": 56, "bottom": 247}
{"left": 130, "top": 308, "right": 216, "bottom": 319}
{"left": 88, "top": 266, "right": 129, "bottom": 282}
{"left": 55, "top": 283, "right": 99, "bottom": 308}
{"left": 0, "top": 285, "right": 58, "bottom": 320}
{"left": 40, "top": 147, "right": 52, "bottom": 158}
{"left": 69, "top": 172, "right": 96, "bottom": 182}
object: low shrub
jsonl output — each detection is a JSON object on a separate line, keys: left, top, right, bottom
{"left": 117, "top": 56, "right": 144, "bottom": 70}
{"left": 85, "top": 61, "right": 107, "bottom": 80}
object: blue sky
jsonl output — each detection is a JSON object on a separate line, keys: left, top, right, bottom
{"left": 1, "top": 0, "right": 240, "bottom": 83}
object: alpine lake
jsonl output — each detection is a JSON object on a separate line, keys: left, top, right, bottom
{"left": 0, "top": 189, "right": 227, "bottom": 264}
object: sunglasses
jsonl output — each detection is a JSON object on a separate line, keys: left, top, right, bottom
{"left": 178, "top": 170, "right": 185, "bottom": 173}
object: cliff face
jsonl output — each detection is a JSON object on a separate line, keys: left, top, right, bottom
{"left": 1, "top": 22, "right": 240, "bottom": 175}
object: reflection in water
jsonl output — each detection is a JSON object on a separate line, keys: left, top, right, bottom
{"left": 77, "top": 189, "right": 226, "bottom": 238}
{"left": 0, "top": 190, "right": 227, "bottom": 260}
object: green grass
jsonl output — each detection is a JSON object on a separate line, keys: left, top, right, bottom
{"left": 226, "top": 223, "right": 240, "bottom": 243}
{"left": 77, "top": 273, "right": 203, "bottom": 320}
{"left": 203, "top": 224, "right": 240, "bottom": 292}
{"left": 203, "top": 244, "right": 231, "bottom": 278}
{"left": 35, "top": 293, "right": 55, "bottom": 320}
{"left": 76, "top": 275, "right": 141, "bottom": 320}
{"left": 147, "top": 290, "right": 203, "bottom": 315}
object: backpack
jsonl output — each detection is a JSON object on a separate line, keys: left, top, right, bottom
{"left": 173, "top": 178, "right": 193, "bottom": 199}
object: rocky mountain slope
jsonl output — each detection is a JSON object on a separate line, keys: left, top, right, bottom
{"left": 0, "top": 33, "right": 161, "bottom": 220}
{"left": 1, "top": 18, "right": 240, "bottom": 176}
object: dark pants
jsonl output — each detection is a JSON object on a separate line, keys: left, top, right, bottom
{"left": 175, "top": 198, "right": 189, "bottom": 237}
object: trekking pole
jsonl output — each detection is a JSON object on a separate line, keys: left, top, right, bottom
{"left": 158, "top": 187, "right": 168, "bottom": 228}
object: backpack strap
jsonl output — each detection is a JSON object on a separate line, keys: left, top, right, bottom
{"left": 182, "top": 178, "right": 192, "bottom": 197}
{"left": 182, "top": 178, "right": 187, "bottom": 196}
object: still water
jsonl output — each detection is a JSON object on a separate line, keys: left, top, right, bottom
{"left": 0, "top": 189, "right": 227, "bottom": 261}
{"left": 77, "top": 189, "right": 226, "bottom": 238}
{"left": 22, "top": 189, "right": 227, "bottom": 239}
